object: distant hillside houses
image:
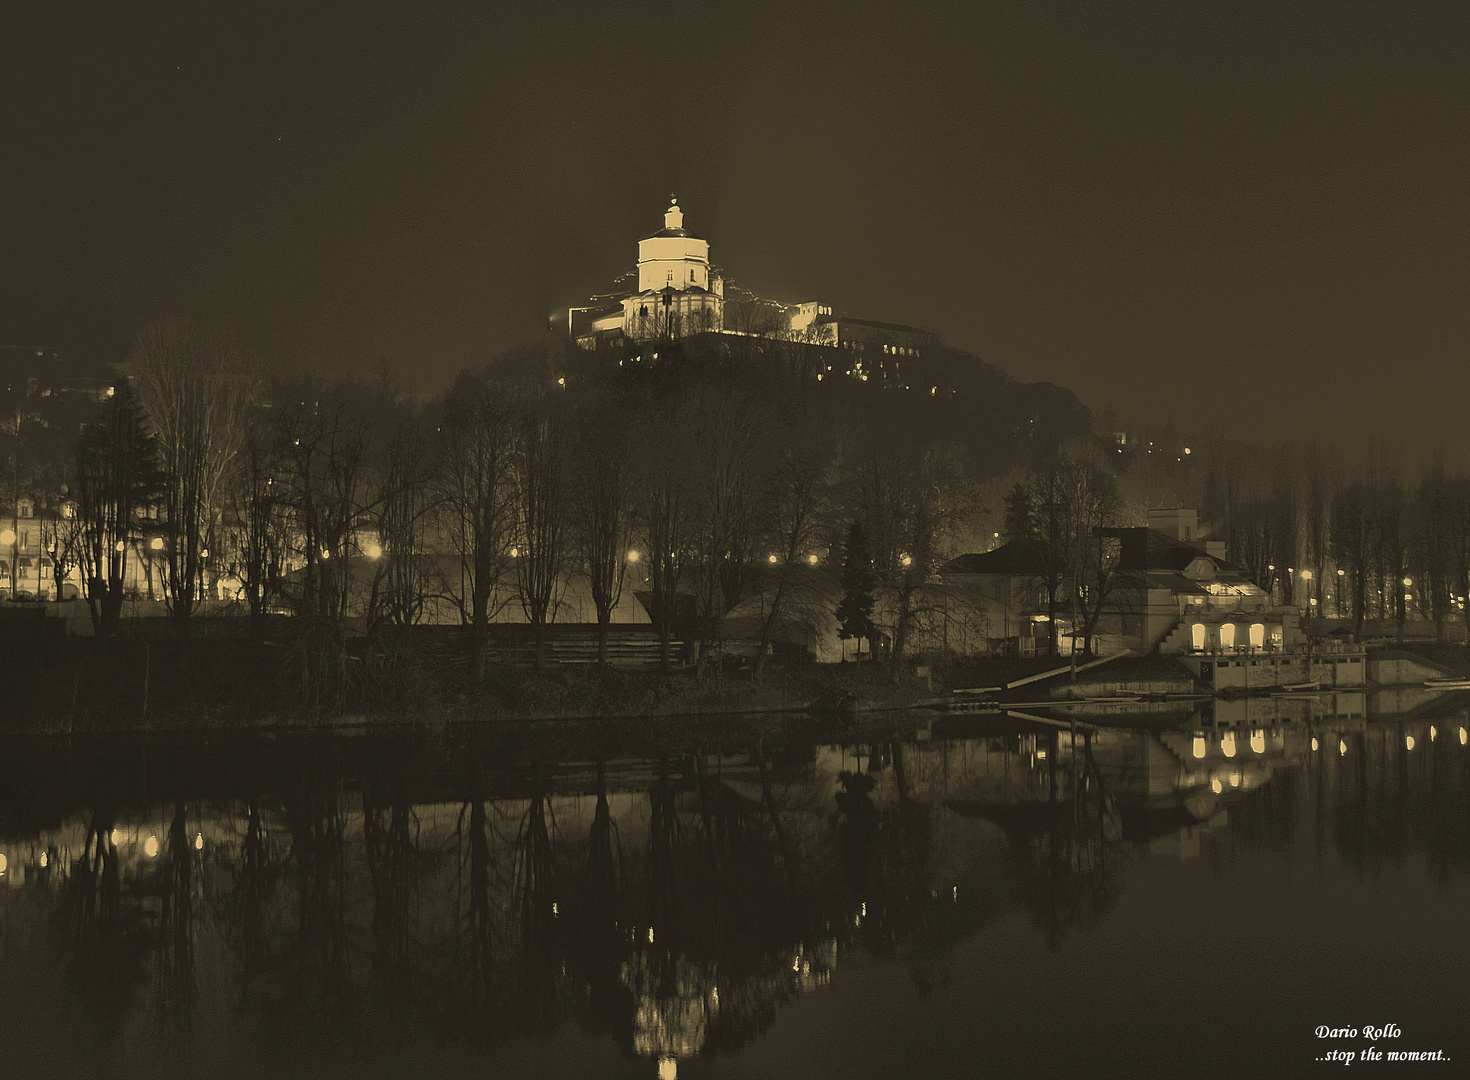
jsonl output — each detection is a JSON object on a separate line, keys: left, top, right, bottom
{"left": 552, "top": 198, "right": 938, "bottom": 385}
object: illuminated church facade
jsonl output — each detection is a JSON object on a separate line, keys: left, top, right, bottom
{"left": 561, "top": 198, "right": 938, "bottom": 375}
{"left": 574, "top": 198, "right": 726, "bottom": 344}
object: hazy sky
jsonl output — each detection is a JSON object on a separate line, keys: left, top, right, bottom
{"left": 2, "top": 0, "right": 1465, "bottom": 448}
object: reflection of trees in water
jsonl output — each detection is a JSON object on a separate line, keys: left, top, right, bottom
{"left": 512, "top": 766, "right": 562, "bottom": 1025}
{"left": 1422, "top": 726, "right": 1470, "bottom": 887}
{"left": 362, "top": 753, "right": 427, "bottom": 1010}
{"left": 153, "top": 800, "right": 200, "bottom": 1075}
{"left": 1325, "top": 723, "right": 1470, "bottom": 886}
{"left": 59, "top": 812, "right": 152, "bottom": 1059}
{"left": 223, "top": 798, "right": 283, "bottom": 996}
{"left": 944, "top": 731, "right": 1130, "bottom": 952}
{"left": 569, "top": 759, "right": 634, "bottom": 1045}
{"left": 281, "top": 751, "right": 353, "bottom": 1011}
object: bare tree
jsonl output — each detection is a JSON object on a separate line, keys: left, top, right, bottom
{"left": 226, "top": 431, "right": 290, "bottom": 639}
{"left": 368, "top": 398, "right": 438, "bottom": 629}
{"left": 1331, "top": 481, "right": 1374, "bottom": 638}
{"left": 124, "top": 320, "right": 254, "bottom": 633}
{"left": 272, "top": 384, "right": 372, "bottom": 625}
{"left": 685, "top": 389, "right": 765, "bottom": 677}
{"left": 569, "top": 393, "right": 634, "bottom": 666}
{"left": 41, "top": 498, "right": 85, "bottom": 601}
{"left": 632, "top": 417, "right": 694, "bottom": 669}
{"left": 754, "top": 416, "right": 840, "bottom": 678}
{"left": 511, "top": 391, "right": 569, "bottom": 666}
{"left": 437, "top": 368, "right": 516, "bottom": 679}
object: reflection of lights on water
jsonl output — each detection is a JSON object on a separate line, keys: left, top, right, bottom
{"left": 647, "top": 927, "right": 654, "bottom": 944}
{"left": 861, "top": 901, "right": 866, "bottom": 917}
{"left": 194, "top": 832, "right": 204, "bottom": 850}
{"left": 0, "top": 852, "right": 7, "bottom": 875}
{"left": 1228, "top": 771, "right": 1241, "bottom": 788}
{"left": 1406, "top": 736, "right": 1415, "bottom": 751}
{"left": 1192, "top": 736, "right": 1206, "bottom": 759}
{"left": 1340, "top": 740, "right": 1348, "bottom": 755}
{"left": 144, "top": 836, "right": 159, "bottom": 858}
{"left": 658, "top": 1055, "right": 677, "bottom": 1080}
{"left": 1430, "top": 726, "right": 1437, "bottom": 741}
{"left": 1036, "top": 750, "right": 1046, "bottom": 760}
{"left": 1221, "top": 733, "right": 1237, "bottom": 758}
{"left": 953, "top": 885, "right": 958, "bottom": 902}
{"left": 1211, "top": 779, "right": 1222, "bottom": 794}
{"left": 551, "top": 901, "right": 558, "bottom": 916}
{"left": 1461, "top": 728, "right": 1467, "bottom": 746}
{"left": 1312, "top": 738, "right": 1320, "bottom": 752}
{"left": 1250, "top": 731, "right": 1265, "bottom": 754}
{"left": 40, "top": 851, "right": 48, "bottom": 868}
{"left": 110, "top": 829, "right": 122, "bottom": 847}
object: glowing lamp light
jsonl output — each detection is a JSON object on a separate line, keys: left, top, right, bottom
{"left": 626, "top": 550, "right": 640, "bottom": 563}
{"left": 509, "top": 547, "right": 519, "bottom": 558}
{"left": 1302, "top": 570, "right": 1312, "bottom": 581}
{"left": 1312, "top": 737, "right": 1320, "bottom": 751}
{"left": 1430, "top": 726, "right": 1437, "bottom": 741}
{"left": 1339, "top": 739, "right": 1348, "bottom": 755}
{"left": 320, "top": 548, "right": 330, "bottom": 560}
{"left": 768, "top": 554, "right": 778, "bottom": 564}
{"left": 0, "top": 852, "right": 6, "bottom": 874}
{"left": 901, "top": 554, "right": 913, "bottom": 567}
{"left": 195, "top": 832, "right": 204, "bottom": 851}
{"left": 1405, "top": 735, "right": 1415, "bottom": 751}
{"left": 1184, "top": 447, "right": 1192, "bottom": 455}
{"left": 808, "top": 554, "right": 818, "bottom": 566}
{"left": 115, "top": 540, "right": 125, "bottom": 552}
{"left": 1461, "top": 728, "right": 1468, "bottom": 745}
{"left": 143, "top": 836, "right": 159, "bottom": 858}
{"left": 40, "top": 851, "right": 48, "bottom": 868}
{"left": 365, "top": 542, "right": 383, "bottom": 559}
{"left": 1192, "top": 736, "right": 1206, "bottom": 759}
{"left": 149, "top": 537, "right": 164, "bottom": 551}
{"left": 557, "top": 377, "right": 565, "bottom": 387}
{"left": 1211, "top": 778, "right": 1223, "bottom": 794}
{"left": 110, "top": 829, "right": 122, "bottom": 847}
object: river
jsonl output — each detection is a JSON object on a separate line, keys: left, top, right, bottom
{"left": 1, "top": 700, "right": 1467, "bottom": 1078}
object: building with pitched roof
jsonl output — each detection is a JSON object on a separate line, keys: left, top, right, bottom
{"left": 939, "top": 508, "right": 1313, "bottom": 660}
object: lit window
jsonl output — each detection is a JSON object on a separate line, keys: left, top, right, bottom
{"left": 1250, "top": 623, "right": 1265, "bottom": 648}
{"left": 1219, "top": 623, "right": 1236, "bottom": 649}
{"left": 1191, "top": 623, "right": 1206, "bottom": 650}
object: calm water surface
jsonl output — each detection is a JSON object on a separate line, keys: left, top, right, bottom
{"left": 1, "top": 704, "right": 1467, "bottom": 1079}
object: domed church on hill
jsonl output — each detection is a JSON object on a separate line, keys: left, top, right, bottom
{"left": 566, "top": 197, "right": 725, "bottom": 344}
{"left": 556, "top": 197, "right": 938, "bottom": 374}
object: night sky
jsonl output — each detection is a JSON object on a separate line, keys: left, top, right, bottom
{"left": 2, "top": 1, "right": 1465, "bottom": 450}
